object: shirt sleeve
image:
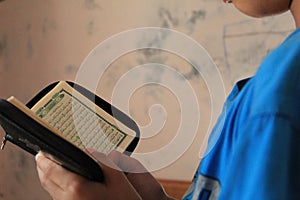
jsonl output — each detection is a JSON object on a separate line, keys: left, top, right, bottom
{"left": 219, "top": 113, "right": 300, "bottom": 200}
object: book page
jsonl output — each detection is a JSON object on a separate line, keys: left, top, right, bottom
{"left": 7, "top": 97, "right": 61, "bottom": 135}
{"left": 30, "top": 81, "right": 136, "bottom": 155}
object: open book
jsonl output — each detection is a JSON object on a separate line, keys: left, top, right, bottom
{"left": 0, "top": 81, "right": 140, "bottom": 182}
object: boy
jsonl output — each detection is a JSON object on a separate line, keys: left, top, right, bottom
{"left": 36, "top": 0, "right": 300, "bottom": 199}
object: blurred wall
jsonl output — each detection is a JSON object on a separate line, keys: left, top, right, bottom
{"left": 0, "top": 0, "right": 294, "bottom": 199}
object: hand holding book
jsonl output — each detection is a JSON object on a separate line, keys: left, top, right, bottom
{"left": 35, "top": 150, "right": 175, "bottom": 200}
{"left": 0, "top": 81, "right": 140, "bottom": 182}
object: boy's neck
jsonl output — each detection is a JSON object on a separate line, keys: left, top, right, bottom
{"left": 290, "top": 0, "right": 300, "bottom": 28}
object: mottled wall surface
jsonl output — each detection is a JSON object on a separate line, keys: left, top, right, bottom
{"left": 0, "top": 0, "right": 294, "bottom": 199}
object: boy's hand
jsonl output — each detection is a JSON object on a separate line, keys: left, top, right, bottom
{"left": 35, "top": 151, "right": 174, "bottom": 200}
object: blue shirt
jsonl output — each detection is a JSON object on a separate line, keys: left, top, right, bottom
{"left": 183, "top": 29, "right": 300, "bottom": 200}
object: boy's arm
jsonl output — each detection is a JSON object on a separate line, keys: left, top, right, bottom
{"left": 35, "top": 151, "right": 175, "bottom": 200}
